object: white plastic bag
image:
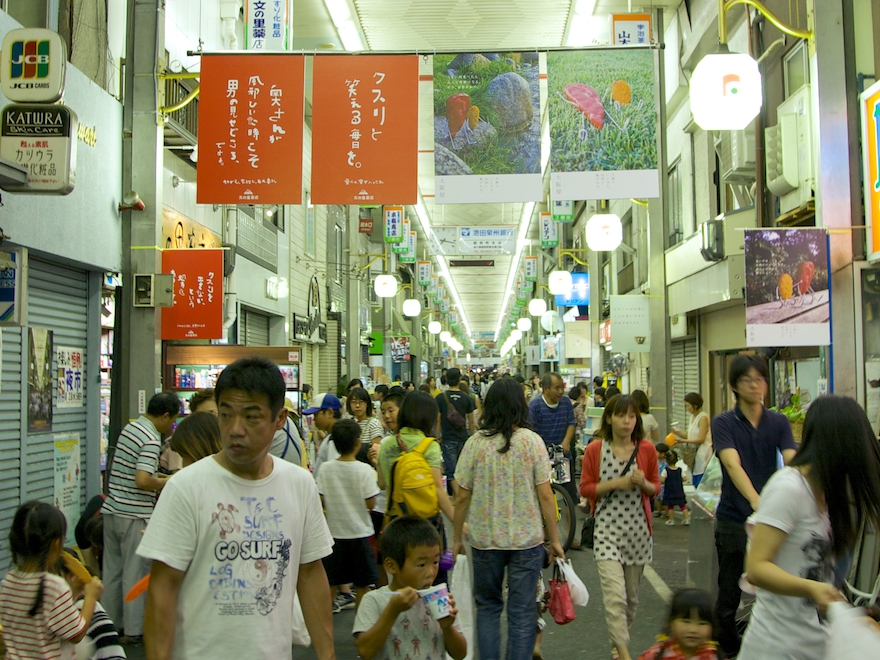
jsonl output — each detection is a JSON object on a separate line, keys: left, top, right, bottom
{"left": 447, "top": 554, "right": 475, "bottom": 660}
{"left": 556, "top": 558, "right": 589, "bottom": 607}
{"left": 291, "top": 593, "right": 311, "bottom": 647}
{"left": 826, "top": 601, "right": 880, "bottom": 658}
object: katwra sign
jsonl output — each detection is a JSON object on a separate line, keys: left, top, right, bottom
{"left": 1, "top": 29, "right": 67, "bottom": 103}
{"left": 0, "top": 104, "right": 77, "bottom": 194}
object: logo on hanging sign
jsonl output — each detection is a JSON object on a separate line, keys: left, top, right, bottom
{"left": 1, "top": 29, "right": 67, "bottom": 102}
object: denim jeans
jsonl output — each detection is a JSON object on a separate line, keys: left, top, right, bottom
{"left": 471, "top": 545, "right": 545, "bottom": 660}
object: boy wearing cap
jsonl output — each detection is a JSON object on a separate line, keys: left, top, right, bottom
{"left": 304, "top": 393, "right": 343, "bottom": 479}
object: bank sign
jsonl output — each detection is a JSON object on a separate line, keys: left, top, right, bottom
{"left": 1, "top": 29, "right": 67, "bottom": 103}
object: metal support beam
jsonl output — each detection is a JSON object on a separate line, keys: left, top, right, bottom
{"left": 813, "top": 0, "right": 861, "bottom": 396}
{"left": 116, "top": 0, "right": 165, "bottom": 432}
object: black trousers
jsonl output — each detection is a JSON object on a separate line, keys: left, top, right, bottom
{"left": 714, "top": 517, "right": 748, "bottom": 656}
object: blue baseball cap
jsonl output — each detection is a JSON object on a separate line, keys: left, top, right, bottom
{"left": 302, "top": 393, "right": 341, "bottom": 415}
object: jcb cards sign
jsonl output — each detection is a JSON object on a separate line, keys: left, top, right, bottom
{"left": 1, "top": 29, "right": 67, "bottom": 103}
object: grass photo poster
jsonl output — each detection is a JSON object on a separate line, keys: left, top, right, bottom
{"left": 547, "top": 49, "right": 659, "bottom": 199}
{"left": 433, "top": 52, "right": 544, "bottom": 203}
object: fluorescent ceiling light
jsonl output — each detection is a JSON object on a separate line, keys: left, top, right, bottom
{"left": 564, "top": 1, "right": 597, "bottom": 47}
{"left": 436, "top": 254, "right": 472, "bottom": 339}
{"left": 323, "top": 0, "right": 366, "bottom": 51}
{"left": 495, "top": 201, "right": 536, "bottom": 340}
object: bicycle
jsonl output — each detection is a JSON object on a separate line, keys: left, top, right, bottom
{"left": 548, "top": 444, "right": 577, "bottom": 552}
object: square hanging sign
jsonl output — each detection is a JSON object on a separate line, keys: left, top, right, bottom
{"left": 540, "top": 212, "right": 558, "bottom": 248}
{"left": 524, "top": 255, "right": 538, "bottom": 282}
{"left": 384, "top": 206, "right": 404, "bottom": 243}
{"left": 552, "top": 200, "right": 574, "bottom": 223}
{"left": 418, "top": 261, "right": 432, "bottom": 285}
{"left": 393, "top": 219, "right": 411, "bottom": 253}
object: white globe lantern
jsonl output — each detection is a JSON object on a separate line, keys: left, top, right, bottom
{"left": 373, "top": 274, "right": 398, "bottom": 298}
{"left": 428, "top": 321, "right": 441, "bottom": 334}
{"left": 548, "top": 270, "right": 572, "bottom": 295}
{"left": 586, "top": 214, "right": 623, "bottom": 251}
{"left": 511, "top": 329, "right": 523, "bottom": 342}
{"left": 690, "top": 51, "right": 762, "bottom": 131}
{"left": 402, "top": 298, "right": 421, "bottom": 317}
{"left": 528, "top": 298, "right": 548, "bottom": 317}
{"left": 541, "top": 310, "right": 557, "bottom": 332}
{"left": 517, "top": 317, "right": 532, "bottom": 332}
{"left": 440, "top": 330, "right": 451, "bottom": 342}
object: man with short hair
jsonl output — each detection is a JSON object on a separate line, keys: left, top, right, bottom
{"left": 139, "top": 359, "right": 335, "bottom": 659}
{"left": 306, "top": 393, "right": 344, "bottom": 478}
{"left": 528, "top": 372, "right": 576, "bottom": 502}
{"left": 711, "top": 354, "right": 797, "bottom": 657}
{"left": 102, "top": 390, "right": 180, "bottom": 642}
{"left": 435, "top": 367, "right": 476, "bottom": 494}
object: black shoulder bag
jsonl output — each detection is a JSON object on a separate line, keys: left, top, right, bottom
{"left": 581, "top": 441, "right": 641, "bottom": 549}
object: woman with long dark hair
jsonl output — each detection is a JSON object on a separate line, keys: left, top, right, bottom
{"left": 453, "top": 378, "right": 565, "bottom": 660}
{"left": 580, "top": 394, "right": 660, "bottom": 660}
{"left": 739, "top": 395, "right": 880, "bottom": 660}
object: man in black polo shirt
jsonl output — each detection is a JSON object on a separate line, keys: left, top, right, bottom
{"left": 711, "top": 354, "right": 797, "bottom": 657}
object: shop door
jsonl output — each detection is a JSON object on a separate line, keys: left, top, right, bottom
{"left": 670, "top": 338, "right": 699, "bottom": 428}
{"left": 241, "top": 308, "right": 270, "bottom": 346}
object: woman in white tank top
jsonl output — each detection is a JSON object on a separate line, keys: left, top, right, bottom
{"left": 671, "top": 392, "right": 711, "bottom": 486}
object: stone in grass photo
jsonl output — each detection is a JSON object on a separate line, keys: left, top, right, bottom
{"left": 433, "top": 52, "right": 541, "bottom": 176}
{"left": 547, "top": 49, "right": 657, "bottom": 173}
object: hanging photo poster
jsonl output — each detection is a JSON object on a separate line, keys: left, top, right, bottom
{"left": 28, "top": 327, "right": 53, "bottom": 433}
{"left": 391, "top": 336, "right": 411, "bottom": 362}
{"left": 433, "top": 53, "right": 544, "bottom": 203}
{"left": 547, "top": 49, "right": 659, "bottom": 200}
{"left": 744, "top": 228, "right": 830, "bottom": 347}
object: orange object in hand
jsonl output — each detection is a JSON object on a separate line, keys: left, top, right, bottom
{"left": 61, "top": 553, "right": 92, "bottom": 584}
{"left": 125, "top": 574, "right": 150, "bottom": 602}
{"left": 665, "top": 432, "right": 676, "bottom": 446}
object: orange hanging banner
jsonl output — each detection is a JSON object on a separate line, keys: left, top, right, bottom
{"left": 161, "top": 249, "right": 225, "bottom": 340}
{"left": 196, "top": 55, "right": 304, "bottom": 204}
{"left": 311, "top": 55, "right": 419, "bottom": 205}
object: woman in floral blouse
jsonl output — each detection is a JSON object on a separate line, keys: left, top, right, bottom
{"left": 453, "top": 378, "right": 565, "bottom": 660}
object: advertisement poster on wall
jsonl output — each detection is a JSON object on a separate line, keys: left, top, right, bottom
{"left": 547, "top": 49, "right": 659, "bottom": 200}
{"left": 610, "top": 295, "right": 651, "bottom": 352}
{"left": 28, "top": 327, "right": 53, "bottom": 433}
{"left": 161, "top": 249, "right": 224, "bottom": 340}
{"left": 56, "top": 345, "right": 84, "bottom": 408}
{"left": 744, "top": 228, "right": 830, "bottom": 347}
{"left": 391, "top": 336, "right": 411, "bottom": 363}
{"left": 433, "top": 52, "right": 544, "bottom": 203}
{"left": 312, "top": 56, "right": 419, "bottom": 204}
{"left": 541, "top": 335, "right": 560, "bottom": 362}
{"left": 54, "top": 434, "right": 79, "bottom": 545}
{"left": 860, "top": 78, "right": 880, "bottom": 262}
{"left": 196, "top": 55, "right": 305, "bottom": 204}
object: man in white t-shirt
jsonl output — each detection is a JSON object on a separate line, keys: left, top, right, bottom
{"left": 138, "top": 358, "right": 336, "bottom": 659}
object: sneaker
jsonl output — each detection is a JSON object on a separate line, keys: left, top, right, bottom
{"left": 334, "top": 592, "right": 356, "bottom": 611}
{"left": 683, "top": 519, "right": 691, "bottom": 526}
{"left": 665, "top": 519, "right": 675, "bottom": 526}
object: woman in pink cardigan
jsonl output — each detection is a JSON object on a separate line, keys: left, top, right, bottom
{"left": 580, "top": 394, "right": 661, "bottom": 660}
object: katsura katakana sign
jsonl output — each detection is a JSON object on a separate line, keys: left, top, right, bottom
{"left": 0, "top": 103, "right": 76, "bottom": 193}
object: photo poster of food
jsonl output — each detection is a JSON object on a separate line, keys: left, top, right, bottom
{"left": 744, "top": 228, "right": 831, "bottom": 347}
{"left": 28, "top": 327, "right": 54, "bottom": 433}
{"left": 432, "top": 52, "right": 544, "bottom": 204}
{"left": 391, "top": 336, "right": 411, "bottom": 363}
{"left": 547, "top": 49, "right": 659, "bottom": 200}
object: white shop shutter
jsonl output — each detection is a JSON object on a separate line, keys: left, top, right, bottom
{"left": 0, "top": 327, "right": 23, "bottom": 572}
{"left": 241, "top": 308, "right": 270, "bottom": 346}
{"left": 670, "top": 338, "right": 699, "bottom": 429}
{"left": 26, "top": 259, "right": 89, "bottom": 506}
{"left": 319, "top": 318, "right": 340, "bottom": 394}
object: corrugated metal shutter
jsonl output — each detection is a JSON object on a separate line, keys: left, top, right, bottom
{"left": 670, "top": 338, "right": 699, "bottom": 428}
{"left": 27, "top": 259, "right": 89, "bottom": 506}
{"left": 241, "top": 308, "right": 270, "bottom": 346}
{"left": 0, "top": 328, "right": 23, "bottom": 571}
{"left": 319, "top": 318, "right": 340, "bottom": 394}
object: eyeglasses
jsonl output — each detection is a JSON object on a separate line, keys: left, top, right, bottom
{"left": 737, "top": 376, "right": 766, "bottom": 386}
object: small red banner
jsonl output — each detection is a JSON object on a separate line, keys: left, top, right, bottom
{"left": 161, "top": 249, "right": 224, "bottom": 340}
{"left": 196, "top": 55, "right": 304, "bottom": 204}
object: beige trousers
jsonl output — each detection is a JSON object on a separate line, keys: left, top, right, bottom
{"left": 596, "top": 560, "right": 645, "bottom": 653}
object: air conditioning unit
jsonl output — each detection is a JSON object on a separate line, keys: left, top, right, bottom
{"left": 765, "top": 84, "right": 814, "bottom": 215}
{"left": 720, "top": 125, "right": 756, "bottom": 183}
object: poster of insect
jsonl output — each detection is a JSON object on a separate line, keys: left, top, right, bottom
{"left": 432, "top": 52, "right": 544, "bottom": 204}
{"left": 547, "top": 49, "right": 659, "bottom": 200}
{"left": 744, "top": 228, "right": 831, "bottom": 347}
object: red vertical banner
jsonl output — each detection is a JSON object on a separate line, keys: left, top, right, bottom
{"left": 196, "top": 55, "right": 304, "bottom": 204}
{"left": 161, "top": 249, "right": 225, "bottom": 340}
{"left": 311, "top": 55, "right": 419, "bottom": 204}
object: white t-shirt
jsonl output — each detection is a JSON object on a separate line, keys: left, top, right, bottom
{"left": 353, "top": 586, "right": 447, "bottom": 660}
{"left": 689, "top": 411, "right": 713, "bottom": 476}
{"left": 269, "top": 419, "right": 307, "bottom": 467}
{"left": 137, "top": 455, "right": 333, "bottom": 659}
{"left": 316, "top": 460, "right": 379, "bottom": 539}
{"left": 640, "top": 413, "right": 659, "bottom": 439}
{"left": 313, "top": 435, "right": 340, "bottom": 479}
{"left": 738, "top": 467, "right": 833, "bottom": 660}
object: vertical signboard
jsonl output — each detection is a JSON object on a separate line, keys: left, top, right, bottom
{"left": 610, "top": 294, "right": 651, "bottom": 352}
{"left": 744, "top": 228, "right": 830, "bottom": 347}
{"left": 55, "top": 346, "right": 84, "bottom": 408}
{"left": 611, "top": 14, "right": 653, "bottom": 45}
{"left": 524, "top": 255, "right": 538, "bottom": 281}
{"left": 400, "top": 231, "right": 416, "bottom": 264}
{"left": 246, "top": 0, "right": 288, "bottom": 50}
{"left": 547, "top": 49, "right": 659, "bottom": 200}
{"left": 311, "top": 55, "right": 419, "bottom": 204}
{"left": 54, "top": 434, "right": 80, "bottom": 545}
{"left": 161, "top": 249, "right": 225, "bottom": 340}
{"left": 0, "top": 247, "right": 27, "bottom": 326}
{"left": 417, "top": 261, "right": 432, "bottom": 285}
{"left": 384, "top": 206, "right": 404, "bottom": 243}
{"left": 392, "top": 218, "right": 410, "bottom": 253}
{"left": 540, "top": 212, "right": 558, "bottom": 248}
{"left": 197, "top": 55, "right": 304, "bottom": 204}
{"left": 861, "top": 78, "right": 880, "bottom": 262}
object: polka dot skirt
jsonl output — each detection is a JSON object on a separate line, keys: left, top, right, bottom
{"left": 594, "top": 440, "right": 652, "bottom": 565}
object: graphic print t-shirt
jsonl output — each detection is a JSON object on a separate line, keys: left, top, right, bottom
{"left": 738, "top": 467, "right": 833, "bottom": 660}
{"left": 353, "top": 586, "right": 448, "bottom": 660}
{"left": 137, "top": 455, "right": 333, "bottom": 659}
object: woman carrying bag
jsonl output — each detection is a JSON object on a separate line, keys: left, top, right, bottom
{"left": 580, "top": 394, "right": 660, "bottom": 660}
